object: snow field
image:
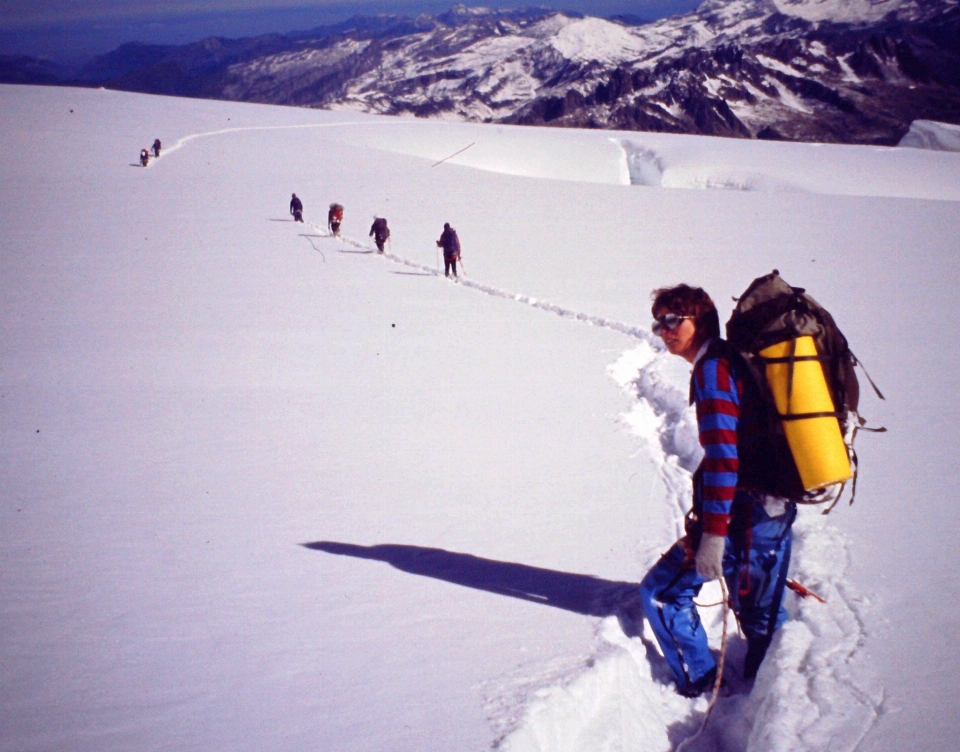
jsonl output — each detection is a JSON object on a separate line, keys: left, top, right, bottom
{"left": 550, "top": 17, "right": 650, "bottom": 63}
{"left": 2, "top": 86, "right": 650, "bottom": 752}
{"left": 2, "top": 85, "right": 960, "bottom": 752}
{"left": 770, "top": 0, "right": 918, "bottom": 23}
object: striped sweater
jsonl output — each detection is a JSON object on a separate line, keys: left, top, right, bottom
{"left": 692, "top": 339, "right": 744, "bottom": 537}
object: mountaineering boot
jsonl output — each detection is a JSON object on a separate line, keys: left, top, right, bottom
{"left": 678, "top": 666, "right": 717, "bottom": 698}
{"left": 743, "top": 637, "right": 771, "bottom": 680}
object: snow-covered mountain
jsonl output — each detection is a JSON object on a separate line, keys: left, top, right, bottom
{"left": 65, "top": 0, "right": 960, "bottom": 144}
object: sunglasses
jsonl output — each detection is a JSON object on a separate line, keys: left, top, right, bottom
{"left": 652, "top": 313, "right": 694, "bottom": 336}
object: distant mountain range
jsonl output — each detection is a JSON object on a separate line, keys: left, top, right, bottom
{"left": 4, "top": 0, "right": 959, "bottom": 144}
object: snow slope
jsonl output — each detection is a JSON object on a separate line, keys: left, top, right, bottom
{"left": 899, "top": 119, "right": 960, "bottom": 152}
{"left": 770, "top": 0, "right": 921, "bottom": 23}
{"left": 2, "top": 85, "right": 960, "bottom": 752}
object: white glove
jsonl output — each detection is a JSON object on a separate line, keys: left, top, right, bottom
{"left": 695, "top": 534, "right": 726, "bottom": 580}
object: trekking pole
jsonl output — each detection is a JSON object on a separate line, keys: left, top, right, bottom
{"left": 458, "top": 256, "right": 465, "bottom": 276}
{"left": 675, "top": 578, "right": 729, "bottom": 752}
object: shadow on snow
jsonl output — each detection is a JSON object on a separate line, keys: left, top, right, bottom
{"left": 304, "top": 540, "right": 750, "bottom": 716}
{"left": 303, "top": 541, "right": 646, "bottom": 627}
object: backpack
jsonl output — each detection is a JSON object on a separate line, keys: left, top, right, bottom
{"left": 330, "top": 204, "right": 343, "bottom": 221}
{"left": 726, "top": 270, "right": 885, "bottom": 510}
{"left": 447, "top": 228, "right": 460, "bottom": 254}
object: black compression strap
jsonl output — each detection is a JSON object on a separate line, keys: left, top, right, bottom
{"left": 779, "top": 411, "right": 842, "bottom": 420}
{"left": 760, "top": 355, "right": 827, "bottom": 364}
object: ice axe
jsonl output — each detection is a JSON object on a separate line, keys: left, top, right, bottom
{"left": 786, "top": 578, "right": 826, "bottom": 603}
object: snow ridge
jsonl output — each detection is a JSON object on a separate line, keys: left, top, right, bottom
{"left": 898, "top": 119, "right": 960, "bottom": 152}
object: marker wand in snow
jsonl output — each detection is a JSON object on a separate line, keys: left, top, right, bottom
{"left": 431, "top": 142, "right": 475, "bottom": 167}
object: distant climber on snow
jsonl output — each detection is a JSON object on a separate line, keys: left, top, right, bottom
{"left": 140, "top": 148, "right": 149, "bottom": 167}
{"left": 436, "top": 222, "right": 461, "bottom": 278}
{"left": 290, "top": 193, "right": 303, "bottom": 223}
{"left": 369, "top": 217, "right": 389, "bottom": 253}
{"left": 152, "top": 139, "right": 161, "bottom": 158}
{"left": 328, "top": 203, "right": 343, "bottom": 236}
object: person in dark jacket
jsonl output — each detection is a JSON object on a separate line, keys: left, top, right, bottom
{"left": 290, "top": 193, "right": 303, "bottom": 223}
{"left": 436, "top": 222, "right": 461, "bottom": 278}
{"left": 152, "top": 139, "right": 161, "bottom": 157}
{"left": 631, "top": 284, "right": 798, "bottom": 697}
{"left": 369, "top": 217, "right": 389, "bottom": 253}
{"left": 140, "top": 148, "right": 149, "bottom": 167}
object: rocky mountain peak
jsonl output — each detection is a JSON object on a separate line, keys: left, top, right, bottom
{"left": 8, "top": 0, "right": 956, "bottom": 145}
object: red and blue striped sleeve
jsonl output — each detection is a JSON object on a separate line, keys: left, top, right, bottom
{"left": 693, "top": 356, "right": 742, "bottom": 536}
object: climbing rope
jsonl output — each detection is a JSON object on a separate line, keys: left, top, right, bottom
{"left": 676, "top": 578, "right": 730, "bottom": 752}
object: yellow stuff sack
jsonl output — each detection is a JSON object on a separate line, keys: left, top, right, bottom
{"left": 760, "top": 337, "right": 853, "bottom": 491}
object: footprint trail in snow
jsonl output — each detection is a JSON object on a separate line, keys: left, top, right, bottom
{"left": 319, "top": 222, "right": 652, "bottom": 341}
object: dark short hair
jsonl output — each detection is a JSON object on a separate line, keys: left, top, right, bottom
{"left": 651, "top": 284, "right": 720, "bottom": 340}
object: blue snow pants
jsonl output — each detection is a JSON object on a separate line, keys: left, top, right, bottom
{"left": 638, "top": 493, "right": 796, "bottom": 693}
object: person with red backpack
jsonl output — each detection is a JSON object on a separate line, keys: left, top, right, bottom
{"left": 328, "top": 203, "right": 343, "bottom": 236}
{"left": 436, "top": 222, "right": 460, "bottom": 278}
{"left": 632, "top": 284, "right": 798, "bottom": 697}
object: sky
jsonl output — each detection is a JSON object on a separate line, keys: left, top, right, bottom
{"left": 0, "top": 0, "right": 701, "bottom": 67}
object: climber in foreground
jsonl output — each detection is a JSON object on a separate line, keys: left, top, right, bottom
{"left": 634, "top": 284, "right": 798, "bottom": 697}
{"left": 290, "top": 193, "right": 303, "bottom": 223}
